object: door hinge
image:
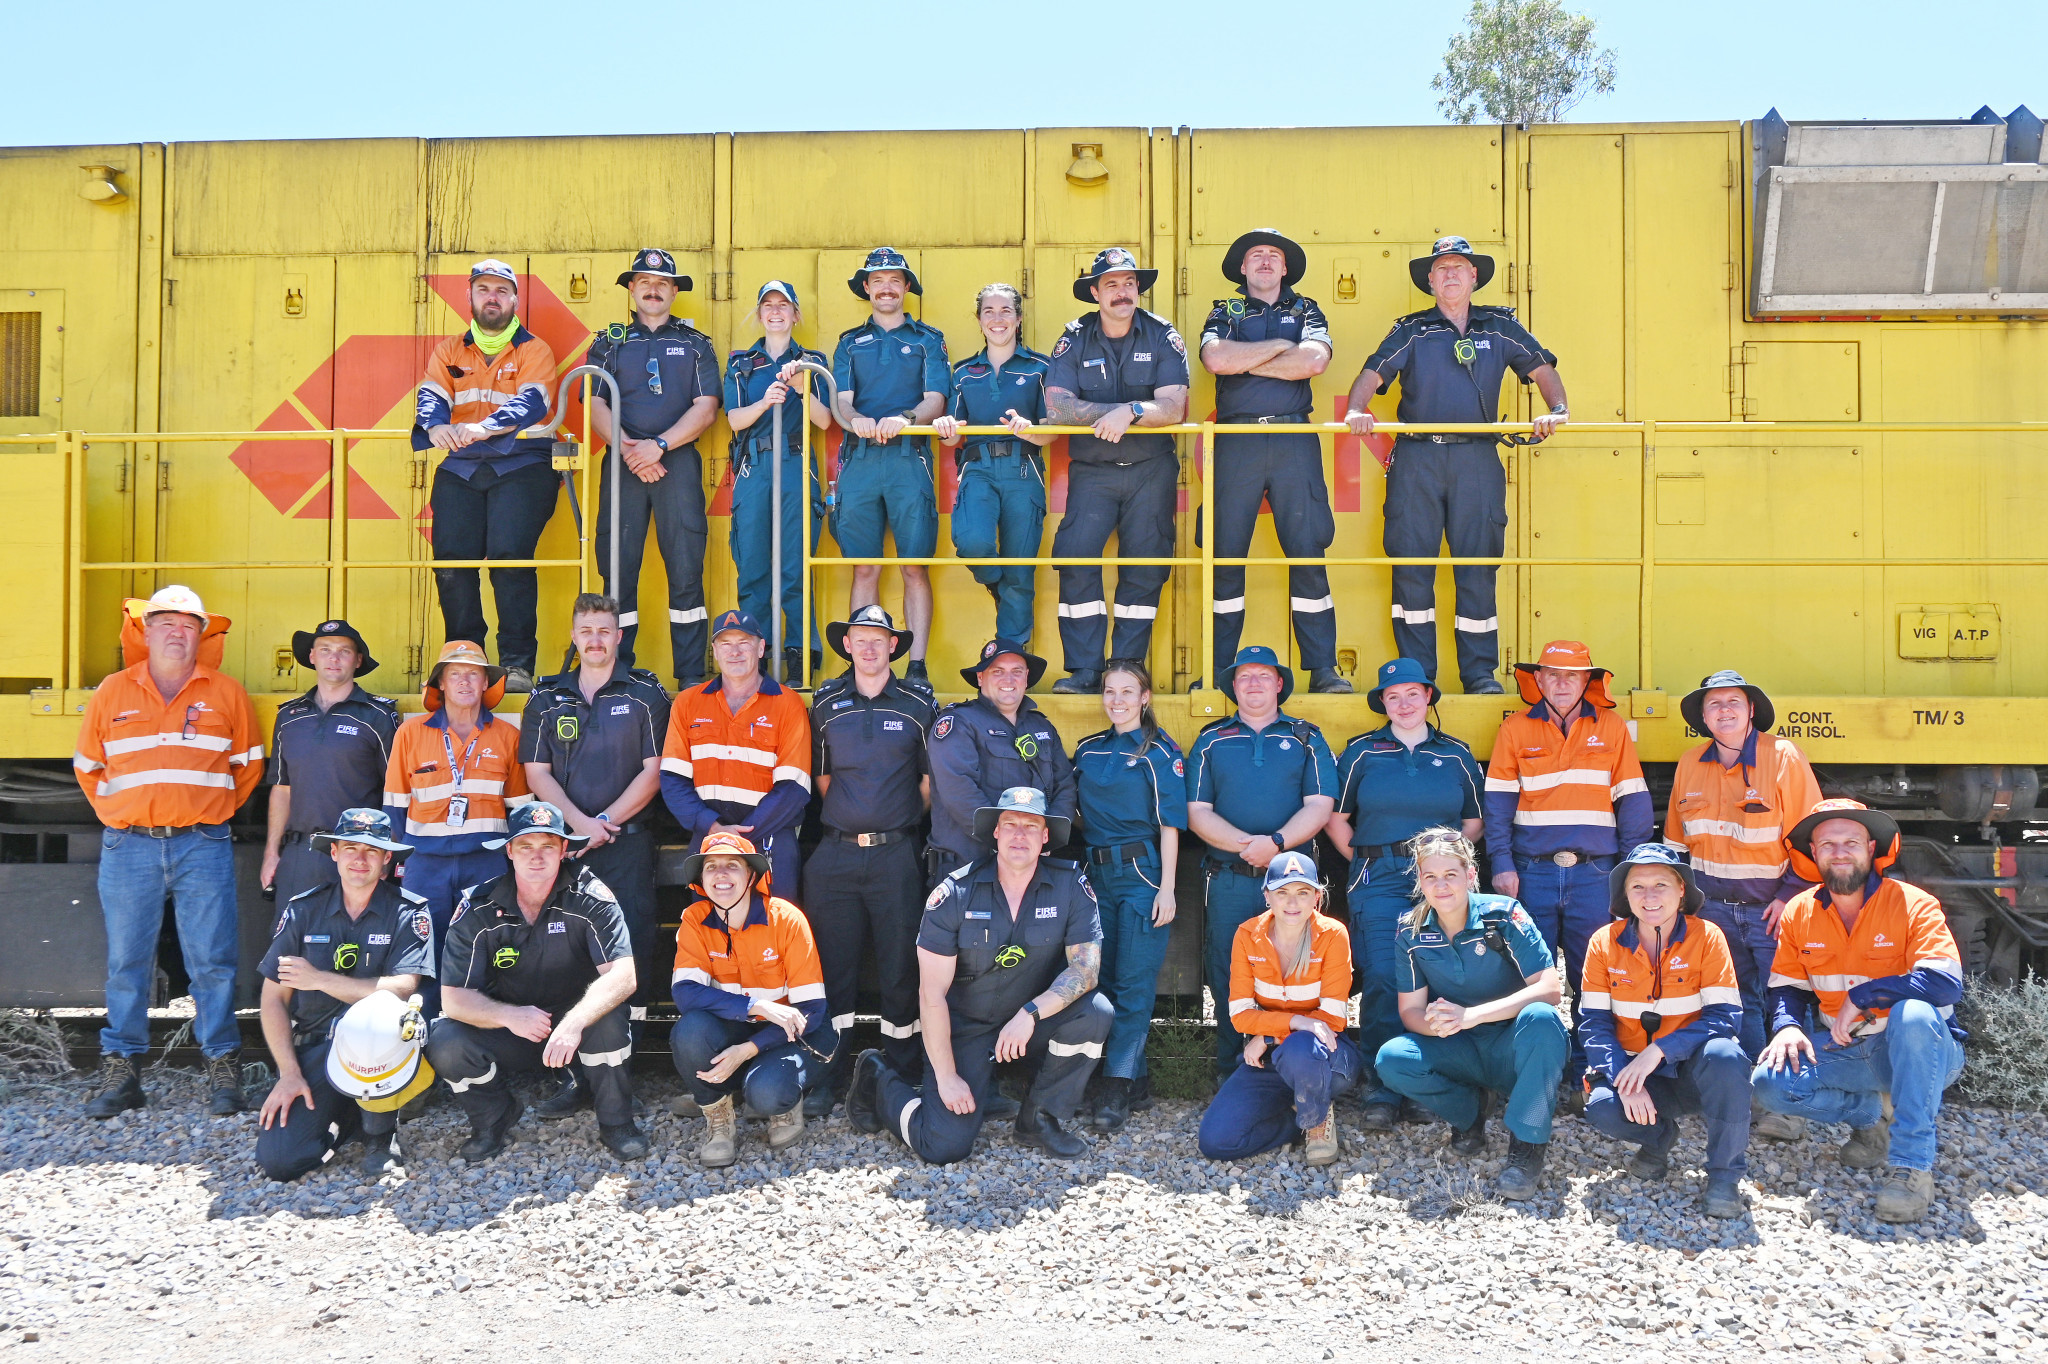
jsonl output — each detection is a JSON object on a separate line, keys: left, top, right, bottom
{"left": 1725, "top": 160, "right": 1737, "bottom": 189}
{"left": 156, "top": 460, "right": 172, "bottom": 492}
{"left": 1524, "top": 264, "right": 1534, "bottom": 293}
{"left": 1726, "top": 261, "right": 1738, "bottom": 290}
{"left": 1507, "top": 262, "right": 1517, "bottom": 295}
{"left": 411, "top": 456, "right": 428, "bottom": 490}
{"left": 413, "top": 277, "right": 430, "bottom": 304}
{"left": 1177, "top": 265, "right": 1189, "bottom": 296}
{"left": 116, "top": 458, "right": 128, "bottom": 494}
{"left": 1525, "top": 160, "right": 1535, "bottom": 190}
{"left": 709, "top": 273, "right": 724, "bottom": 302}
{"left": 163, "top": 279, "right": 176, "bottom": 307}
{"left": 406, "top": 644, "right": 424, "bottom": 675}
{"left": 1737, "top": 397, "right": 1758, "bottom": 417}
{"left": 1505, "top": 451, "right": 1517, "bottom": 485}
{"left": 1019, "top": 267, "right": 1032, "bottom": 299}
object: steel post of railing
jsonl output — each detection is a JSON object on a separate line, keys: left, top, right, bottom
{"left": 329, "top": 430, "right": 348, "bottom": 619}
{"left": 1639, "top": 419, "right": 1657, "bottom": 695}
{"left": 551, "top": 365, "right": 626, "bottom": 596}
{"left": 63, "top": 432, "right": 84, "bottom": 693}
{"left": 784, "top": 361, "right": 838, "bottom": 689}
{"left": 1200, "top": 419, "right": 1216, "bottom": 710}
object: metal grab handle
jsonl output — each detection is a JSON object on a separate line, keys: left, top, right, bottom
{"left": 772, "top": 360, "right": 839, "bottom": 679}
{"left": 550, "top": 364, "right": 626, "bottom": 599}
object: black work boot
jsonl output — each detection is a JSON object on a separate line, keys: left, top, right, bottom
{"left": 1499, "top": 1138, "right": 1548, "bottom": 1200}
{"left": 1014, "top": 1104, "right": 1088, "bottom": 1158}
{"left": 1465, "top": 678, "right": 1504, "bottom": 695}
{"left": 846, "top": 1049, "right": 886, "bottom": 1134}
{"left": 534, "top": 1069, "right": 588, "bottom": 1121}
{"left": 456, "top": 1094, "right": 525, "bottom": 1163}
{"left": 904, "top": 660, "right": 931, "bottom": 688}
{"left": 600, "top": 1122, "right": 651, "bottom": 1161}
{"left": 1359, "top": 1095, "right": 1402, "bottom": 1132}
{"left": 1092, "top": 1077, "right": 1133, "bottom": 1132}
{"left": 1449, "top": 1113, "right": 1489, "bottom": 1156}
{"left": 1627, "top": 1138, "right": 1673, "bottom": 1183}
{"left": 83, "top": 1056, "right": 146, "bottom": 1119}
{"left": 803, "top": 1085, "right": 838, "bottom": 1119}
{"left": 206, "top": 1054, "right": 247, "bottom": 1116}
{"left": 1051, "top": 671, "right": 1102, "bottom": 695}
{"left": 360, "top": 1130, "right": 402, "bottom": 1177}
{"left": 1307, "top": 667, "right": 1354, "bottom": 694}
{"left": 1127, "top": 1072, "right": 1155, "bottom": 1112}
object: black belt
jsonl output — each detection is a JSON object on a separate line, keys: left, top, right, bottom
{"left": 1355, "top": 840, "right": 1413, "bottom": 861}
{"left": 1220, "top": 412, "right": 1313, "bottom": 426}
{"left": 827, "top": 827, "right": 916, "bottom": 848}
{"left": 1087, "top": 841, "right": 1153, "bottom": 866}
{"left": 613, "top": 823, "right": 647, "bottom": 836}
{"left": 280, "top": 830, "right": 306, "bottom": 847}
{"left": 1399, "top": 433, "right": 1495, "bottom": 446}
{"left": 1209, "top": 859, "right": 1267, "bottom": 878}
{"left": 125, "top": 825, "right": 197, "bottom": 839}
{"left": 962, "top": 439, "right": 1031, "bottom": 463}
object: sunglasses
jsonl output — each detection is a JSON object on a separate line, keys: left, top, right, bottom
{"left": 182, "top": 704, "right": 200, "bottom": 741}
{"left": 645, "top": 358, "right": 663, "bottom": 395}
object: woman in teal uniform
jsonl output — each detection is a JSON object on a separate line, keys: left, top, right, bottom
{"left": 1376, "top": 826, "right": 1567, "bottom": 1201}
{"left": 1327, "top": 657, "right": 1484, "bottom": 1129}
{"left": 1069, "top": 659, "right": 1186, "bottom": 1132}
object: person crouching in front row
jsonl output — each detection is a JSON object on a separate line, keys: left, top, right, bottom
{"left": 670, "top": 832, "right": 835, "bottom": 1167}
{"left": 1579, "top": 843, "right": 1751, "bottom": 1219}
{"left": 1198, "top": 851, "right": 1360, "bottom": 1165}
{"left": 1375, "top": 826, "right": 1568, "bottom": 1200}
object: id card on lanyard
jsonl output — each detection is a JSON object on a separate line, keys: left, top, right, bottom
{"left": 443, "top": 727, "right": 482, "bottom": 829}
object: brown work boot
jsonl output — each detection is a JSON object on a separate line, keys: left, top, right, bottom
{"left": 83, "top": 1056, "right": 146, "bottom": 1119}
{"left": 698, "top": 1095, "right": 739, "bottom": 1167}
{"left": 766, "top": 1101, "right": 806, "bottom": 1152}
{"left": 1875, "top": 1167, "right": 1934, "bottom": 1223}
{"left": 205, "top": 1055, "right": 247, "bottom": 1116}
{"left": 1301, "top": 1114, "right": 1340, "bottom": 1166}
{"left": 1839, "top": 1118, "right": 1891, "bottom": 1170}
{"left": 1753, "top": 1094, "right": 1807, "bottom": 1142}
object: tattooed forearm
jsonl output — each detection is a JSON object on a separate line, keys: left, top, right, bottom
{"left": 1046, "top": 389, "right": 1121, "bottom": 426}
{"left": 1041, "top": 942, "right": 1101, "bottom": 1012}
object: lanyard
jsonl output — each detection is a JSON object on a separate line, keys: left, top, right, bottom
{"left": 441, "top": 725, "right": 483, "bottom": 789}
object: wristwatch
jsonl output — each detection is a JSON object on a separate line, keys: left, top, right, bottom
{"left": 1022, "top": 1000, "right": 1040, "bottom": 1019}
{"left": 1128, "top": 401, "right": 1145, "bottom": 420}
{"left": 652, "top": 436, "right": 669, "bottom": 453}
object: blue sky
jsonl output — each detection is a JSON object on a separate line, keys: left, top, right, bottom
{"left": 5, "top": 1, "right": 2038, "bottom": 144}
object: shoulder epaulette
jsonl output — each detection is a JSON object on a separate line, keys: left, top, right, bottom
{"left": 1471, "top": 303, "right": 1520, "bottom": 321}
{"left": 1395, "top": 307, "right": 1440, "bottom": 325}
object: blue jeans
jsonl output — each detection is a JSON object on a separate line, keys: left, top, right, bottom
{"left": 97, "top": 824, "right": 240, "bottom": 1060}
{"left": 399, "top": 847, "right": 507, "bottom": 1017}
{"left": 1376, "top": 1003, "right": 1569, "bottom": 1144}
{"left": 952, "top": 451, "right": 1046, "bottom": 644}
{"left": 1751, "top": 1000, "right": 1965, "bottom": 1172}
{"left": 1095, "top": 857, "right": 1172, "bottom": 1080}
{"left": 1696, "top": 898, "right": 1777, "bottom": 1060}
{"left": 669, "top": 1009, "right": 825, "bottom": 1115}
{"left": 1514, "top": 853, "right": 1613, "bottom": 1079}
{"left": 1202, "top": 866, "right": 1269, "bottom": 1073}
{"left": 1347, "top": 853, "right": 1415, "bottom": 1101}
{"left": 1585, "top": 1036, "right": 1752, "bottom": 1175}
{"left": 731, "top": 448, "right": 822, "bottom": 657}
{"left": 1200, "top": 1032, "right": 1363, "bottom": 1161}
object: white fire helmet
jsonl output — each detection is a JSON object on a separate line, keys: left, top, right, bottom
{"left": 325, "top": 992, "right": 434, "bottom": 1113}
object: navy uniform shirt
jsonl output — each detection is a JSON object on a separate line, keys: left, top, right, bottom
{"left": 1199, "top": 288, "right": 1333, "bottom": 420}
{"left": 1334, "top": 725, "right": 1484, "bottom": 850}
{"left": 724, "top": 338, "right": 830, "bottom": 463}
{"left": 586, "top": 316, "right": 721, "bottom": 446}
{"left": 260, "top": 879, "right": 435, "bottom": 1041}
{"left": 1044, "top": 310, "right": 1191, "bottom": 466}
{"left": 1072, "top": 727, "right": 1188, "bottom": 854}
{"left": 518, "top": 666, "right": 671, "bottom": 822}
{"left": 1361, "top": 305, "right": 1557, "bottom": 435}
{"left": 1393, "top": 894, "right": 1552, "bottom": 1008}
{"left": 269, "top": 685, "right": 402, "bottom": 836}
{"left": 948, "top": 345, "right": 1051, "bottom": 464}
{"left": 927, "top": 697, "right": 1077, "bottom": 864}
{"left": 811, "top": 673, "right": 935, "bottom": 835}
{"left": 1184, "top": 712, "right": 1337, "bottom": 855}
{"left": 918, "top": 856, "right": 1101, "bottom": 1027}
{"left": 442, "top": 864, "right": 633, "bottom": 1014}
{"left": 831, "top": 316, "right": 952, "bottom": 425}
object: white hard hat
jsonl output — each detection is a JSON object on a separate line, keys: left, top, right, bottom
{"left": 140, "top": 584, "right": 208, "bottom": 625}
{"left": 325, "top": 992, "right": 434, "bottom": 1113}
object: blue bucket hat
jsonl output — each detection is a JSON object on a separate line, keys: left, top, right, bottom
{"left": 1680, "top": 669, "right": 1776, "bottom": 736}
{"left": 617, "top": 247, "right": 692, "bottom": 291}
{"left": 1262, "top": 850, "right": 1322, "bottom": 892}
{"left": 709, "top": 608, "right": 766, "bottom": 641}
{"left": 484, "top": 801, "right": 590, "bottom": 851}
{"left": 310, "top": 808, "right": 413, "bottom": 859}
{"left": 1073, "top": 246, "right": 1159, "bottom": 303}
{"left": 1222, "top": 645, "right": 1293, "bottom": 705}
{"left": 973, "top": 786, "right": 1071, "bottom": 848}
{"left": 1607, "top": 843, "right": 1704, "bottom": 919}
{"left": 849, "top": 247, "right": 922, "bottom": 299}
{"left": 1366, "top": 656, "right": 1440, "bottom": 714}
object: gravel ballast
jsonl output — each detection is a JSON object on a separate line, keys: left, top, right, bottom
{"left": 3, "top": 1068, "right": 2047, "bottom": 1363}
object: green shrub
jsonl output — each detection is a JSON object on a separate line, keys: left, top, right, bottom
{"left": 1954, "top": 980, "right": 2048, "bottom": 1112}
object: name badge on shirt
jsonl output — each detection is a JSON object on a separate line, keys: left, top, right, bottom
{"left": 1416, "top": 932, "right": 1446, "bottom": 946}
{"left": 305, "top": 935, "right": 331, "bottom": 944}
{"left": 963, "top": 910, "right": 992, "bottom": 920}
{"left": 547, "top": 922, "right": 568, "bottom": 934}
{"left": 445, "top": 795, "right": 468, "bottom": 829}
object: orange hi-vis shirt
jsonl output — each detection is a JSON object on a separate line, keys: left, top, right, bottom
{"left": 1578, "top": 913, "right": 1742, "bottom": 1078}
{"left": 671, "top": 891, "right": 831, "bottom": 1046}
{"left": 1768, "top": 877, "right": 1962, "bottom": 1036}
{"left": 1228, "top": 909, "right": 1353, "bottom": 1039}
{"left": 383, "top": 708, "right": 531, "bottom": 854}
{"left": 659, "top": 677, "right": 812, "bottom": 836}
{"left": 73, "top": 662, "right": 264, "bottom": 828}
{"left": 1664, "top": 730, "right": 1822, "bottom": 905}
{"left": 1483, "top": 702, "right": 1654, "bottom": 866}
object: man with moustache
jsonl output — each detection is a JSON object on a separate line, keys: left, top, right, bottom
{"left": 415, "top": 259, "right": 561, "bottom": 691}
{"left": 585, "top": 248, "right": 722, "bottom": 685}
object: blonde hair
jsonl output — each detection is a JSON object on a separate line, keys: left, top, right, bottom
{"left": 1402, "top": 826, "right": 1479, "bottom": 933}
